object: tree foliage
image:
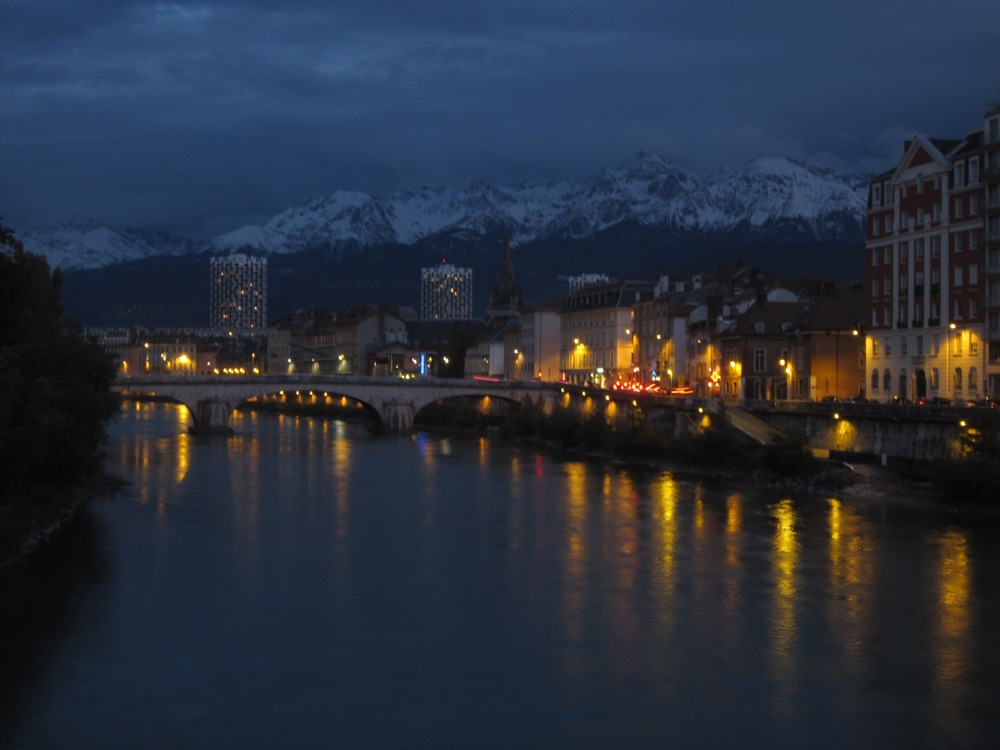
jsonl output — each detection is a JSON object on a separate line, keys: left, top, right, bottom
{"left": 934, "top": 410, "right": 1000, "bottom": 503}
{"left": 0, "top": 223, "right": 119, "bottom": 507}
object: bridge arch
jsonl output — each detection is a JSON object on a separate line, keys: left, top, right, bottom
{"left": 113, "top": 375, "right": 565, "bottom": 434}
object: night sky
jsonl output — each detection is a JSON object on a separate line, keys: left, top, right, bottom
{"left": 2, "top": 0, "right": 998, "bottom": 239}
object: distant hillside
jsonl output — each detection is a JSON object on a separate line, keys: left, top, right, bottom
{"left": 59, "top": 230, "right": 864, "bottom": 328}
{"left": 31, "top": 150, "right": 869, "bottom": 326}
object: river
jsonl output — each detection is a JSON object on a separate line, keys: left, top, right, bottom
{"left": 2, "top": 401, "right": 999, "bottom": 748}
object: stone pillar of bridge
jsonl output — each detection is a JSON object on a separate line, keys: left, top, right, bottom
{"left": 190, "top": 398, "right": 234, "bottom": 435}
{"left": 382, "top": 401, "right": 415, "bottom": 432}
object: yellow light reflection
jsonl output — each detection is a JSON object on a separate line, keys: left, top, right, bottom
{"left": 172, "top": 405, "right": 190, "bottom": 502}
{"left": 936, "top": 530, "right": 973, "bottom": 674}
{"left": 825, "top": 497, "right": 876, "bottom": 668}
{"left": 932, "top": 529, "right": 974, "bottom": 735}
{"left": 827, "top": 499, "right": 866, "bottom": 589}
{"left": 770, "top": 498, "right": 799, "bottom": 711}
{"left": 332, "top": 420, "right": 352, "bottom": 545}
{"left": 719, "top": 493, "right": 745, "bottom": 645}
{"left": 693, "top": 487, "right": 706, "bottom": 539}
{"left": 725, "top": 493, "right": 742, "bottom": 563}
{"left": 562, "top": 462, "right": 589, "bottom": 658}
{"left": 174, "top": 432, "right": 190, "bottom": 486}
{"left": 652, "top": 473, "right": 679, "bottom": 641}
{"left": 119, "top": 403, "right": 191, "bottom": 517}
{"left": 228, "top": 414, "right": 262, "bottom": 583}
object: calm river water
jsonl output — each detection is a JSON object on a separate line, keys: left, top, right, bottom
{"left": 3, "top": 402, "right": 1000, "bottom": 748}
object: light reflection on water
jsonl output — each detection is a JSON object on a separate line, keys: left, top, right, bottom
{"left": 2, "top": 402, "right": 1000, "bottom": 749}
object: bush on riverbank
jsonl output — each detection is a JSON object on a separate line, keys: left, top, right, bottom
{"left": 930, "top": 410, "right": 1000, "bottom": 503}
{"left": 1, "top": 224, "right": 119, "bottom": 566}
{"left": 469, "top": 395, "right": 828, "bottom": 481}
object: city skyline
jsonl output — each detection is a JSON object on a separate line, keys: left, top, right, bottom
{"left": 2, "top": 1, "right": 997, "bottom": 240}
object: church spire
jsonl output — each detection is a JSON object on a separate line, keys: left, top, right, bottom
{"left": 486, "top": 235, "right": 522, "bottom": 320}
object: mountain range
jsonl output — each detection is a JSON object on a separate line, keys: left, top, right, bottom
{"left": 13, "top": 152, "right": 868, "bottom": 270}
{"left": 8, "top": 152, "right": 871, "bottom": 327}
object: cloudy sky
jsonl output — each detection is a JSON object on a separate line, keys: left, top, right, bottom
{"left": 2, "top": 0, "right": 998, "bottom": 239}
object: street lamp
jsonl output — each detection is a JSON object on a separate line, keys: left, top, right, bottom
{"left": 779, "top": 358, "right": 793, "bottom": 400}
{"left": 947, "top": 322, "right": 957, "bottom": 400}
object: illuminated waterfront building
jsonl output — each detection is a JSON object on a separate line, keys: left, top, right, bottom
{"left": 560, "top": 278, "right": 654, "bottom": 387}
{"left": 865, "top": 102, "right": 999, "bottom": 402}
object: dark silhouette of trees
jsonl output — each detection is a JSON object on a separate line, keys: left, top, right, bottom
{"left": 1, "top": 222, "right": 118, "bottom": 543}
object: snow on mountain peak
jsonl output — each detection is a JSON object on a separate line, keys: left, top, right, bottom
{"left": 15, "top": 152, "right": 869, "bottom": 270}
{"left": 6, "top": 218, "right": 195, "bottom": 271}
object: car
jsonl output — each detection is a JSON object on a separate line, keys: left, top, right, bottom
{"left": 820, "top": 396, "right": 841, "bottom": 403}
{"left": 925, "top": 397, "right": 951, "bottom": 406}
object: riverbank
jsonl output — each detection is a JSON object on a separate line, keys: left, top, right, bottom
{"left": 253, "top": 395, "right": 958, "bottom": 506}
{"left": 0, "top": 475, "right": 124, "bottom": 571}
{"left": 0, "top": 493, "right": 80, "bottom": 571}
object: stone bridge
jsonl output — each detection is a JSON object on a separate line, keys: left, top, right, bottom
{"left": 114, "top": 375, "right": 568, "bottom": 433}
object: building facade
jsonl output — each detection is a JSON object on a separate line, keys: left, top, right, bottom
{"left": 518, "top": 305, "right": 561, "bottom": 381}
{"left": 421, "top": 263, "right": 473, "bottom": 320}
{"left": 632, "top": 276, "right": 691, "bottom": 389}
{"left": 210, "top": 254, "right": 267, "bottom": 336}
{"left": 267, "top": 306, "right": 411, "bottom": 376}
{"left": 984, "top": 102, "right": 1000, "bottom": 396}
{"left": 718, "top": 286, "right": 864, "bottom": 403}
{"left": 560, "top": 279, "right": 653, "bottom": 386}
{"left": 865, "top": 126, "right": 990, "bottom": 403}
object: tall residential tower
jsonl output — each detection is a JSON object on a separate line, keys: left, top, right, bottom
{"left": 210, "top": 254, "right": 267, "bottom": 336}
{"left": 420, "top": 262, "right": 473, "bottom": 320}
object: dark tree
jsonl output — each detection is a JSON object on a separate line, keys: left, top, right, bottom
{"left": 0, "top": 222, "right": 119, "bottom": 511}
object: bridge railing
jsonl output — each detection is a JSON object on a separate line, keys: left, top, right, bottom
{"left": 114, "top": 373, "right": 559, "bottom": 391}
{"left": 740, "top": 398, "right": 990, "bottom": 424}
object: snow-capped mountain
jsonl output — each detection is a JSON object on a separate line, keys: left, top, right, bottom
{"left": 212, "top": 153, "right": 867, "bottom": 254}
{"left": 13, "top": 153, "right": 869, "bottom": 271}
{"left": 6, "top": 219, "right": 197, "bottom": 271}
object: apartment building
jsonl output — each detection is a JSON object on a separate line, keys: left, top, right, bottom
{"left": 267, "top": 305, "right": 412, "bottom": 376}
{"left": 865, "top": 114, "right": 992, "bottom": 403}
{"left": 718, "top": 286, "right": 864, "bottom": 403}
{"left": 421, "top": 263, "right": 473, "bottom": 321}
{"left": 984, "top": 102, "right": 1000, "bottom": 395}
{"left": 210, "top": 254, "right": 267, "bottom": 336}
{"left": 517, "top": 303, "right": 561, "bottom": 381}
{"left": 560, "top": 279, "right": 653, "bottom": 386}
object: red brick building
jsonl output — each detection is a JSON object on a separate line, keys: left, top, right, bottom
{"left": 865, "top": 106, "right": 997, "bottom": 403}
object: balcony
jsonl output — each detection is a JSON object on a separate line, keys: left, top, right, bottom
{"left": 911, "top": 319, "right": 924, "bottom": 328}
{"left": 896, "top": 320, "right": 908, "bottom": 329}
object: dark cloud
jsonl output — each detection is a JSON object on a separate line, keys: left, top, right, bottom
{"left": 2, "top": 0, "right": 998, "bottom": 238}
